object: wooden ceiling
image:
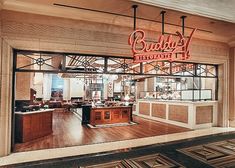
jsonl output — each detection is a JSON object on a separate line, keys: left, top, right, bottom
{"left": 1, "top": 0, "right": 235, "bottom": 45}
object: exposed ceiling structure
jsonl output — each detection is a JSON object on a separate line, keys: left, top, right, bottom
{"left": 0, "top": 0, "right": 235, "bottom": 45}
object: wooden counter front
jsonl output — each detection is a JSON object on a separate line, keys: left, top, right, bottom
{"left": 15, "top": 109, "right": 53, "bottom": 143}
{"left": 90, "top": 106, "right": 132, "bottom": 126}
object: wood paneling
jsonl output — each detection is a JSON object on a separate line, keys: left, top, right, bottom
{"left": 14, "top": 111, "right": 190, "bottom": 152}
{"left": 152, "top": 104, "right": 166, "bottom": 119}
{"left": 139, "top": 103, "right": 150, "bottom": 116}
{"left": 196, "top": 106, "right": 213, "bottom": 124}
{"left": 169, "top": 105, "right": 188, "bottom": 123}
{"left": 15, "top": 111, "right": 53, "bottom": 143}
{"left": 90, "top": 107, "right": 131, "bottom": 125}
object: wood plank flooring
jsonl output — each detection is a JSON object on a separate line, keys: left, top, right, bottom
{"left": 14, "top": 111, "right": 190, "bottom": 152}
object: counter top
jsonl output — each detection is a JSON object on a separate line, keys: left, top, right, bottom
{"left": 92, "top": 106, "right": 132, "bottom": 110}
{"left": 15, "top": 109, "right": 54, "bottom": 115}
{"left": 137, "top": 99, "right": 217, "bottom": 104}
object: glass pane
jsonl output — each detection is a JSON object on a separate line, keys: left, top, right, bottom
{"left": 17, "top": 52, "right": 63, "bottom": 71}
{"left": 171, "top": 62, "right": 194, "bottom": 76}
{"left": 197, "top": 64, "right": 217, "bottom": 77}
{"left": 107, "top": 58, "right": 140, "bottom": 74}
{"left": 66, "top": 55, "right": 104, "bottom": 73}
{"left": 143, "top": 61, "right": 170, "bottom": 75}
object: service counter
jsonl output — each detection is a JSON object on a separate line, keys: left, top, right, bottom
{"left": 82, "top": 106, "right": 132, "bottom": 126}
{"left": 135, "top": 99, "right": 217, "bottom": 129}
{"left": 15, "top": 109, "right": 54, "bottom": 143}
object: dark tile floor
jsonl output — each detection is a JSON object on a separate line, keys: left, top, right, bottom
{"left": 3, "top": 132, "right": 235, "bottom": 168}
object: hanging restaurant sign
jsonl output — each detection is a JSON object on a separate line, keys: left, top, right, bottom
{"left": 128, "top": 29, "right": 196, "bottom": 63}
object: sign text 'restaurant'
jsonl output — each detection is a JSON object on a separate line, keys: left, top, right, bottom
{"left": 128, "top": 29, "right": 196, "bottom": 63}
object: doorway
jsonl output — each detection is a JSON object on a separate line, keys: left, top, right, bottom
{"left": 12, "top": 49, "right": 218, "bottom": 152}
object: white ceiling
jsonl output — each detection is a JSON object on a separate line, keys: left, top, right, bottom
{"left": 132, "top": 0, "right": 235, "bottom": 23}
{"left": 1, "top": 0, "right": 235, "bottom": 23}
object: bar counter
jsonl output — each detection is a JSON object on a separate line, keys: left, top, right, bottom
{"left": 135, "top": 99, "right": 217, "bottom": 129}
{"left": 15, "top": 109, "right": 54, "bottom": 115}
{"left": 92, "top": 106, "right": 132, "bottom": 110}
{"left": 15, "top": 109, "right": 54, "bottom": 143}
{"left": 82, "top": 105, "right": 132, "bottom": 126}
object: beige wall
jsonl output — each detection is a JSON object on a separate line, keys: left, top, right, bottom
{"left": 0, "top": 39, "right": 13, "bottom": 157}
{"left": 147, "top": 77, "right": 155, "bottom": 92}
{"left": 0, "top": 10, "right": 229, "bottom": 61}
{"left": 136, "top": 80, "right": 145, "bottom": 98}
{"left": 229, "top": 48, "right": 235, "bottom": 126}
{"left": 70, "top": 78, "right": 84, "bottom": 98}
{"left": 15, "top": 57, "right": 31, "bottom": 100}
{"left": 0, "top": 9, "right": 232, "bottom": 157}
{"left": 33, "top": 73, "right": 43, "bottom": 98}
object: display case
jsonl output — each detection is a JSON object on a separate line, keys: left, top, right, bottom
{"left": 140, "top": 89, "right": 212, "bottom": 101}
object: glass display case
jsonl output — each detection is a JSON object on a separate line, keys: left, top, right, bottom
{"left": 139, "top": 76, "right": 216, "bottom": 101}
{"left": 140, "top": 89, "right": 212, "bottom": 101}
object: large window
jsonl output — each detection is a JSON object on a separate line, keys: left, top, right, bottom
{"left": 14, "top": 50, "right": 218, "bottom": 101}
{"left": 140, "top": 63, "right": 218, "bottom": 101}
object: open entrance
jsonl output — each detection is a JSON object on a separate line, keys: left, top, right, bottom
{"left": 12, "top": 49, "right": 218, "bottom": 152}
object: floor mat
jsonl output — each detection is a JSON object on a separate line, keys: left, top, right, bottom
{"left": 87, "top": 121, "right": 138, "bottom": 128}
{"left": 81, "top": 154, "right": 184, "bottom": 168}
{"left": 178, "top": 139, "right": 235, "bottom": 167}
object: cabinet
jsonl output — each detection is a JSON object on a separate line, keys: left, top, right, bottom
{"left": 90, "top": 106, "right": 132, "bottom": 126}
{"left": 15, "top": 110, "right": 53, "bottom": 143}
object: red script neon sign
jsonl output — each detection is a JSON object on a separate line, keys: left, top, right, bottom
{"left": 128, "top": 29, "right": 196, "bottom": 63}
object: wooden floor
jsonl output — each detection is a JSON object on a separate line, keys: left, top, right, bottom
{"left": 14, "top": 111, "right": 190, "bottom": 152}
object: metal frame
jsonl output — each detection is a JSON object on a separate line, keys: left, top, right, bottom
{"left": 13, "top": 49, "right": 219, "bottom": 102}
{"left": 11, "top": 50, "right": 17, "bottom": 152}
{"left": 14, "top": 49, "right": 218, "bottom": 78}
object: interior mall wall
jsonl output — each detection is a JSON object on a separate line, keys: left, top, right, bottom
{"left": 229, "top": 48, "right": 235, "bottom": 126}
{"left": 0, "top": 9, "right": 233, "bottom": 156}
{"left": 15, "top": 57, "right": 31, "bottom": 100}
{"left": 0, "top": 38, "right": 13, "bottom": 156}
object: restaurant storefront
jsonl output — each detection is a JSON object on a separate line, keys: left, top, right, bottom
{"left": 0, "top": 0, "right": 234, "bottom": 165}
